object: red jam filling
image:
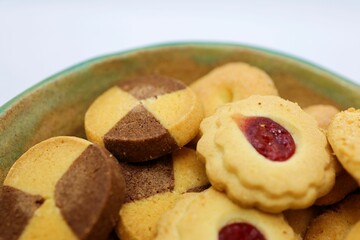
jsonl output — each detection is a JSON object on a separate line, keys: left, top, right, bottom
{"left": 219, "top": 222, "right": 266, "bottom": 240}
{"left": 234, "top": 116, "right": 295, "bottom": 161}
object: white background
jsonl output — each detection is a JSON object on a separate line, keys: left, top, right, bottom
{"left": 1, "top": 0, "right": 360, "bottom": 107}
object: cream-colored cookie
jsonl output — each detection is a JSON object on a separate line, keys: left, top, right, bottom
{"left": 116, "top": 147, "right": 209, "bottom": 240}
{"left": 327, "top": 108, "right": 360, "bottom": 184}
{"left": 190, "top": 62, "right": 278, "bottom": 117}
{"left": 197, "top": 95, "right": 335, "bottom": 213}
{"left": 155, "top": 188, "right": 297, "bottom": 240}
{"left": 304, "top": 104, "right": 339, "bottom": 130}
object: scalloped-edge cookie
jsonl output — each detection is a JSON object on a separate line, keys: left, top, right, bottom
{"left": 190, "top": 62, "right": 278, "bottom": 117}
{"left": 327, "top": 108, "right": 360, "bottom": 184}
{"left": 197, "top": 95, "right": 335, "bottom": 213}
{"left": 155, "top": 188, "right": 298, "bottom": 240}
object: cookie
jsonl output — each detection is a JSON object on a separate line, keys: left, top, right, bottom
{"left": 155, "top": 188, "right": 297, "bottom": 240}
{"left": 0, "top": 136, "right": 125, "bottom": 240}
{"left": 304, "top": 104, "right": 339, "bottom": 130}
{"left": 327, "top": 108, "right": 360, "bottom": 184}
{"left": 190, "top": 62, "right": 278, "bottom": 117}
{"left": 305, "top": 194, "right": 360, "bottom": 240}
{"left": 85, "top": 75, "right": 203, "bottom": 162}
{"left": 304, "top": 105, "right": 357, "bottom": 205}
{"left": 345, "top": 221, "right": 360, "bottom": 240}
{"left": 116, "top": 147, "right": 209, "bottom": 240}
{"left": 197, "top": 95, "right": 335, "bottom": 213}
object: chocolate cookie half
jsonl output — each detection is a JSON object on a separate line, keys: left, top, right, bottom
{"left": 0, "top": 136, "right": 125, "bottom": 240}
{"left": 84, "top": 75, "right": 204, "bottom": 162}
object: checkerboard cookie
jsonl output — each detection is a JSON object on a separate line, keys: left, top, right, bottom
{"left": 0, "top": 136, "right": 125, "bottom": 240}
{"left": 190, "top": 62, "right": 278, "bottom": 117}
{"left": 197, "top": 95, "right": 335, "bottom": 213}
{"left": 327, "top": 108, "right": 360, "bottom": 184}
{"left": 116, "top": 147, "right": 209, "bottom": 240}
{"left": 155, "top": 188, "right": 297, "bottom": 240}
{"left": 85, "top": 75, "right": 203, "bottom": 162}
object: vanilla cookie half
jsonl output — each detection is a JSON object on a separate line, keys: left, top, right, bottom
{"left": 155, "top": 188, "right": 297, "bottom": 240}
{"left": 190, "top": 62, "right": 278, "bottom": 117}
{"left": 116, "top": 147, "right": 209, "bottom": 240}
{"left": 85, "top": 75, "right": 203, "bottom": 162}
{"left": 0, "top": 136, "right": 125, "bottom": 240}
{"left": 197, "top": 95, "right": 335, "bottom": 213}
{"left": 327, "top": 108, "right": 360, "bottom": 184}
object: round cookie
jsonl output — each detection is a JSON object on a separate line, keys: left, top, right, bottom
{"left": 345, "top": 221, "right": 360, "bottom": 240}
{"left": 0, "top": 136, "right": 125, "bottom": 240}
{"left": 305, "top": 194, "right": 360, "bottom": 240}
{"left": 197, "top": 95, "right": 335, "bottom": 213}
{"left": 190, "top": 62, "right": 278, "bottom": 117}
{"left": 304, "top": 104, "right": 357, "bottom": 205}
{"left": 85, "top": 75, "right": 204, "bottom": 162}
{"left": 304, "top": 104, "right": 339, "bottom": 130}
{"left": 155, "top": 188, "right": 297, "bottom": 240}
{"left": 116, "top": 147, "right": 209, "bottom": 240}
{"left": 327, "top": 108, "right": 360, "bottom": 184}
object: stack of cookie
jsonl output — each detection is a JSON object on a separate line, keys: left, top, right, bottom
{"left": 1, "top": 62, "right": 359, "bottom": 240}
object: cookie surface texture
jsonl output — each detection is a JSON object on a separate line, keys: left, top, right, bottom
{"left": 116, "top": 147, "right": 209, "bottom": 240}
{"left": 197, "top": 95, "right": 335, "bottom": 213}
{"left": 327, "top": 108, "right": 360, "bottom": 184}
{"left": 85, "top": 75, "right": 203, "bottom": 162}
{"left": 0, "top": 136, "right": 125, "bottom": 240}
{"left": 190, "top": 62, "right": 278, "bottom": 117}
{"left": 155, "top": 188, "right": 297, "bottom": 240}
{"left": 305, "top": 194, "right": 360, "bottom": 240}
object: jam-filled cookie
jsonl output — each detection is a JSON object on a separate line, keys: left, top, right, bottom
{"left": 0, "top": 136, "right": 125, "bottom": 240}
{"left": 155, "top": 188, "right": 297, "bottom": 240}
{"left": 85, "top": 75, "right": 203, "bottom": 162}
{"left": 190, "top": 62, "right": 278, "bottom": 117}
{"left": 327, "top": 108, "right": 360, "bottom": 184}
{"left": 197, "top": 95, "right": 335, "bottom": 213}
{"left": 304, "top": 105, "right": 357, "bottom": 205}
{"left": 116, "top": 147, "right": 209, "bottom": 240}
{"left": 305, "top": 194, "right": 360, "bottom": 240}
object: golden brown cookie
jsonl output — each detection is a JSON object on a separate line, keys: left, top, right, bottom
{"left": 197, "top": 95, "right": 335, "bottom": 213}
{"left": 85, "top": 75, "right": 203, "bottom": 162}
{"left": 190, "top": 62, "right": 278, "bottom": 117}
{"left": 305, "top": 194, "right": 360, "bottom": 240}
{"left": 304, "top": 104, "right": 339, "bottom": 130}
{"left": 284, "top": 207, "right": 320, "bottom": 238}
{"left": 155, "top": 188, "right": 297, "bottom": 240}
{"left": 116, "top": 147, "right": 209, "bottom": 240}
{"left": 327, "top": 108, "right": 360, "bottom": 184}
{"left": 0, "top": 136, "right": 125, "bottom": 240}
{"left": 345, "top": 221, "right": 360, "bottom": 240}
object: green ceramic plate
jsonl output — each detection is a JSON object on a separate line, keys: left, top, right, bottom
{"left": 1, "top": 42, "right": 359, "bottom": 184}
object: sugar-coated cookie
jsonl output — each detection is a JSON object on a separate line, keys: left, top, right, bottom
{"left": 197, "top": 95, "right": 335, "bottom": 213}
{"left": 305, "top": 194, "right": 360, "bottom": 240}
{"left": 304, "top": 104, "right": 357, "bottom": 205}
{"left": 190, "top": 62, "right": 278, "bottom": 117}
{"left": 116, "top": 147, "right": 209, "bottom": 240}
{"left": 85, "top": 75, "right": 203, "bottom": 162}
{"left": 155, "top": 188, "right": 298, "bottom": 240}
{"left": 0, "top": 136, "right": 125, "bottom": 240}
{"left": 327, "top": 108, "right": 360, "bottom": 184}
